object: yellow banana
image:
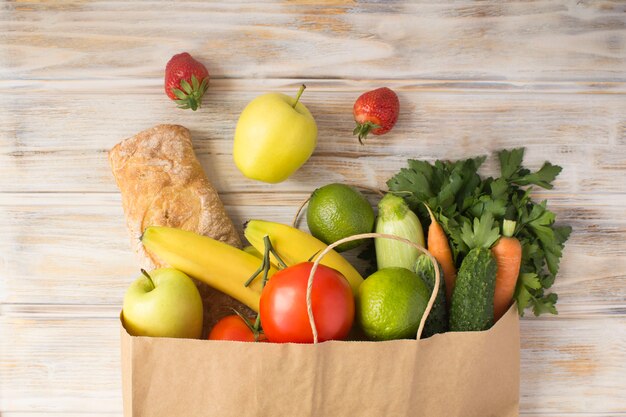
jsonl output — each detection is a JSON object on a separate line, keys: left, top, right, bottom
{"left": 141, "top": 226, "right": 274, "bottom": 312}
{"left": 242, "top": 245, "right": 264, "bottom": 260}
{"left": 244, "top": 220, "right": 363, "bottom": 294}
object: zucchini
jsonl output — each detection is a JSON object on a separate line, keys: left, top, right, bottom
{"left": 375, "top": 193, "right": 425, "bottom": 270}
{"left": 449, "top": 247, "right": 497, "bottom": 331}
{"left": 414, "top": 255, "right": 448, "bottom": 338}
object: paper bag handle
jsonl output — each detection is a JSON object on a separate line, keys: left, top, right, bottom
{"left": 306, "top": 233, "right": 441, "bottom": 344}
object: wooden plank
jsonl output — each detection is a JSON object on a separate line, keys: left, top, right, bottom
{"left": 0, "top": 196, "right": 285, "bottom": 305}
{"left": 519, "top": 316, "right": 626, "bottom": 414}
{"left": 1, "top": 1, "right": 625, "bottom": 81}
{"left": 1, "top": 3, "right": 624, "bottom": 415}
{"left": 1, "top": 192, "right": 625, "bottom": 314}
{"left": 0, "top": 85, "right": 624, "bottom": 193}
{"left": 2, "top": 414, "right": 623, "bottom": 417}
{"left": 3, "top": 78, "right": 626, "bottom": 94}
{"left": 0, "top": 414, "right": 121, "bottom": 417}
{"left": 2, "top": 306, "right": 625, "bottom": 414}
{"left": 2, "top": 411, "right": 626, "bottom": 417}
{"left": 0, "top": 310, "right": 121, "bottom": 413}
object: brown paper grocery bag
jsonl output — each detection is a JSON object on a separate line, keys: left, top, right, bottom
{"left": 120, "top": 305, "right": 519, "bottom": 417}
{"left": 120, "top": 233, "right": 520, "bottom": 417}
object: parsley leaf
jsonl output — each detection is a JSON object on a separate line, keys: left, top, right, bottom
{"left": 512, "top": 162, "right": 562, "bottom": 189}
{"left": 460, "top": 212, "right": 500, "bottom": 250}
{"left": 499, "top": 148, "right": 525, "bottom": 179}
{"left": 531, "top": 293, "right": 558, "bottom": 316}
{"left": 388, "top": 148, "right": 570, "bottom": 317}
{"left": 514, "top": 273, "right": 541, "bottom": 315}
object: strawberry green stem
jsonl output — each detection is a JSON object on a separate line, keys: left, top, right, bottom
{"left": 172, "top": 74, "right": 208, "bottom": 111}
{"left": 292, "top": 84, "right": 306, "bottom": 108}
{"left": 353, "top": 121, "right": 381, "bottom": 145}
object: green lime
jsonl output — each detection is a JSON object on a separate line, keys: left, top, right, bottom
{"left": 306, "top": 183, "right": 375, "bottom": 252}
{"left": 357, "top": 267, "right": 430, "bottom": 341}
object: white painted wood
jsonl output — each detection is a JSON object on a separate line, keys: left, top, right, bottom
{"left": 0, "top": 1, "right": 624, "bottom": 81}
{"left": 0, "top": 83, "right": 624, "bottom": 193}
{"left": 2, "top": 412, "right": 626, "bottom": 417}
{"left": 1, "top": 1, "right": 625, "bottom": 416}
{"left": 1, "top": 192, "right": 625, "bottom": 314}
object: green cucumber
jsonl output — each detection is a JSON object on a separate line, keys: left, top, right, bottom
{"left": 450, "top": 247, "right": 497, "bottom": 331}
{"left": 414, "top": 255, "right": 448, "bottom": 338}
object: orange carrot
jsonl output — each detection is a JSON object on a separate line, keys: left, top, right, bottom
{"left": 424, "top": 205, "right": 457, "bottom": 306}
{"left": 491, "top": 220, "right": 522, "bottom": 321}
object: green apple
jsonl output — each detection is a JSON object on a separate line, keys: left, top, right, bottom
{"left": 122, "top": 268, "right": 203, "bottom": 338}
{"left": 233, "top": 84, "right": 318, "bottom": 183}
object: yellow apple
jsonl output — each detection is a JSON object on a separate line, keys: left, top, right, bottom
{"left": 233, "top": 85, "right": 318, "bottom": 183}
{"left": 122, "top": 268, "right": 203, "bottom": 338}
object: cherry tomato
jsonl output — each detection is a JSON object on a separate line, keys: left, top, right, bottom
{"left": 208, "top": 314, "right": 265, "bottom": 342}
{"left": 259, "top": 262, "right": 354, "bottom": 343}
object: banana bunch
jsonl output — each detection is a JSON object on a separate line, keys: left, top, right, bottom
{"left": 244, "top": 220, "right": 364, "bottom": 294}
{"left": 141, "top": 226, "right": 273, "bottom": 312}
{"left": 141, "top": 221, "right": 365, "bottom": 313}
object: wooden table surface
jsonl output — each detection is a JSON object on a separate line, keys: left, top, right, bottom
{"left": 1, "top": 1, "right": 625, "bottom": 416}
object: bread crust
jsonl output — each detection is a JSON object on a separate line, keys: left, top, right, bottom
{"left": 109, "top": 124, "right": 241, "bottom": 269}
{"left": 110, "top": 124, "right": 251, "bottom": 332}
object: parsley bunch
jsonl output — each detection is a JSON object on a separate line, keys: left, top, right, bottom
{"left": 387, "top": 148, "right": 571, "bottom": 316}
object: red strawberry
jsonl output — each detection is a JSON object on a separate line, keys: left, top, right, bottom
{"left": 164, "top": 52, "right": 209, "bottom": 111}
{"left": 353, "top": 87, "right": 399, "bottom": 144}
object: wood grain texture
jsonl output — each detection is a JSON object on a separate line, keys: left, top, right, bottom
{"left": 1, "top": 1, "right": 625, "bottom": 416}
{"left": 3, "top": 414, "right": 624, "bottom": 417}
{"left": 2, "top": 305, "right": 625, "bottom": 414}
{"left": 1, "top": 192, "right": 625, "bottom": 314}
{"left": 1, "top": 81, "right": 624, "bottom": 193}
{"left": 1, "top": 1, "right": 625, "bottom": 81}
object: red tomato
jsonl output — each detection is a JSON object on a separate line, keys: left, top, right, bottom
{"left": 208, "top": 314, "right": 264, "bottom": 342}
{"left": 259, "top": 262, "right": 354, "bottom": 343}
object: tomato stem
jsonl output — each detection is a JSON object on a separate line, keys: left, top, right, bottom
{"left": 244, "top": 235, "right": 288, "bottom": 287}
{"left": 253, "top": 238, "right": 272, "bottom": 334}
{"left": 292, "top": 84, "right": 306, "bottom": 109}
{"left": 244, "top": 263, "right": 265, "bottom": 287}
{"left": 253, "top": 313, "right": 262, "bottom": 335}
{"left": 251, "top": 235, "right": 285, "bottom": 336}
{"left": 244, "top": 237, "right": 271, "bottom": 287}
{"left": 242, "top": 235, "right": 290, "bottom": 338}
{"left": 269, "top": 244, "right": 288, "bottom": 269}
{"left": 230, "top": 308, "right": 261, "bottom": 341}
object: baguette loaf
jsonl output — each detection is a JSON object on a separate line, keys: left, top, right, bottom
{"left": 109, "top": 124, "right": 250, "bottom": 331}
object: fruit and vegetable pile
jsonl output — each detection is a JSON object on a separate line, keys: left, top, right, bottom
{"left": 117, "top": 52, "right": 570, "bottom": 345}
